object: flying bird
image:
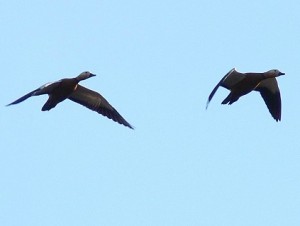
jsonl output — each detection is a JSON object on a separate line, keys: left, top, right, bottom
{"left": 206, "top": 68, "right": 284, "bottom": 121}
{"left": 7, "top": 71, "right": 133, "bottom": 129}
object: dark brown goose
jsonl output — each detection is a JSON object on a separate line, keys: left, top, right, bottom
{"left": 7, "top": 71, "right": 133, "bottom": 129}
{"left": 206, "top": 68, "right": 284, "bottom": 121}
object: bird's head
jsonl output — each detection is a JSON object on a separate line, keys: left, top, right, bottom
{"left": 76, "top": 71, "right": 96, "bottom": 81}
{"left": 264, "top": 69, "right": 285, "bottom": 78}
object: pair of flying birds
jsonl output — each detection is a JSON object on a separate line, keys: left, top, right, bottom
{"left": 7, "top": 68, "right": 284, "bottom": 128}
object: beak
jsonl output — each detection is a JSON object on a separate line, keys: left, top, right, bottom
{"left": 279, "top": 72, "right": 285, "bottom": 76}
{"left": 90, "top": 73, "right": 96, "bottom": 77}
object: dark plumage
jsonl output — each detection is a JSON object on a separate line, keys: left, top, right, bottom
{"left": 7, "top": 71, "right": 133, "bottom": 129}
{"left": 206, "top": 68, "right": 284, "bottom": 121}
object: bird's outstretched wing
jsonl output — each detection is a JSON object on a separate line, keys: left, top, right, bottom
{"left": 68, "top": 85, "right": 133, "bottom": 129}
{"left": 6, "top": 88, "right": 40, "bottom": 106}
{"left": 255, "top": 78, "right": 281, "bottom": 121}
{"left": 6, "top": 82, "right": 61, "bottom": 106}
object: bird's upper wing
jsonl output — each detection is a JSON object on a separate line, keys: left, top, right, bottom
{"left": 255, "top": 78, "right": 281, "bottom": 121}
{"left": 6, "top": 81, "right": 61, "bottom": 106}
{"left": 221, "top": 69, "right": 245, "bottom": 89}
{"left": 68, "top": 85, "right": 133, "bottom": 129}
{"left": 206, "top": 68, "right": 245, "bottom": 109}
{"left": 6, "top": 88, "right": 40, "bottom": 106}
{"left": 32, "top": 81, "right": 61, "bottom": 95}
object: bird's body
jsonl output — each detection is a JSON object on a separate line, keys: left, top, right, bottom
{"left": 7, "top": 72, "right": 133, "bottom": 129}
{"left": 38, "top": 79, "right": 79, "bottom": 111}
{"left": 206, "top": 68, "right": 284, "bottom": 121}
{"left": 221, "top": 72, "right": 264, "bottom": 104}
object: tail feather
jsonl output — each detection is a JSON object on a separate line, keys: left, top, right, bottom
{"left": 221, "top": 93, "right": 239, "bottom": 105}
{"left": 221, "top": 93, "right": 231, "bottom": 105}
{"left": 41, "top": 97, "right": 58, "bottom": 111}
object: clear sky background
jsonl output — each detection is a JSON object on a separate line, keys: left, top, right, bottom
{"left": 1, "top": 0, "right": 299, "bottom": 225}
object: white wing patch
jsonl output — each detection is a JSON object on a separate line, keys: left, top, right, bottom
{"left": 39, "top": 82, "right": 54, "bottom": 89}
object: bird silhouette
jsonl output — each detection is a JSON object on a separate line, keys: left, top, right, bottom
{"left": 206, "top": 68, "right": 284, "bottom": 121}
{"left": 7, "top": 71, "right": 133, "bottom": 129}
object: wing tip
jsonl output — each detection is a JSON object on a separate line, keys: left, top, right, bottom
{"left": 6, "top": 101, "right": 18, "bottom": 107}
{"left": 123, "top": 122, "right": 134, "bottom": 129}
{"left": 274, "top": 115, "right": 281, "bottom": 122}
{"left": 227, "top": 67, "right": 237, "bottom": 76}
{"left": 206, "top": 99, "right": 210, "bottom": 110}
{"left": 128, "top": 125, "right": 135, "bottom": 130}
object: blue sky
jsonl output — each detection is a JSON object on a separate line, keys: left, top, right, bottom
{"left": 1, "top": 0, "right": 299, "bottom": 225}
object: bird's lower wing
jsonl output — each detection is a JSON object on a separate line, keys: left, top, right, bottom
{"left": 68, "top": 85, "right": 133, "bottom": 129}
{"left": 255, "top": 78, "right": 281, "bottom": 121}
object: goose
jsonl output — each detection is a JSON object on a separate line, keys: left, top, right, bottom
{"left": 206, "top": 68, "right": 284, "bottom": 121}
{"left": 7, "top": 71, "right": 133, "bottom": 129}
